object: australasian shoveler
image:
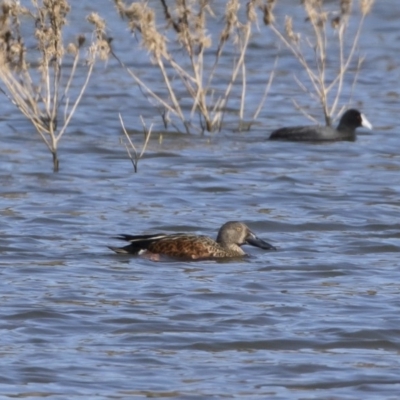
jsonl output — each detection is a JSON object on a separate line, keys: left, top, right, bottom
{"left": 109, "top": 221, "right": 276, "bottom": 260}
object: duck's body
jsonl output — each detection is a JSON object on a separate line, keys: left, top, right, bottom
{"left": 109, "top": 221, "right": 276, "bottom": 260}
{"left": 269, "top": 109, "right": 372, "bottom": 142}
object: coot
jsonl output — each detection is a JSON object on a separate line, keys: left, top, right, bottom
{"left": 269, "top": 109, "right": 372, "bottom": 142}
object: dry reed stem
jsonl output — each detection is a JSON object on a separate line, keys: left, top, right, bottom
{"left": 0, "top": 1, "right": 107, "bottom": 171}
{"left": 211, "top": 22, "right": 252, "bottom": 131}
{"left": 327, "top": 1, "right": 372, "bottom": 120}
{"left": 268, "top": 0, "right": 374, "bottom": 125}
{"left": 119, "top": 113, "right": 152, "bottom": 173}
{"left": 114, "top": 0, "right": 274, "bottom": 133}
{"left": 252, "top": 55, "right": 278, "bottom": 122}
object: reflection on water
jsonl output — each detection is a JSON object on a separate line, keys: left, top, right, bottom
{"left": 1, "top": 1, "right": 400, "bottom": 399}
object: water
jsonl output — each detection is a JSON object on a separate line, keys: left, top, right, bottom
{"left": 1, "top": 1, "right": 400, "bottom": 399}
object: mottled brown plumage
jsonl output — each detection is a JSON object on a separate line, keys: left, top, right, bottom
{"left": 109, "top": 221, "right": 276, "bottom": 260}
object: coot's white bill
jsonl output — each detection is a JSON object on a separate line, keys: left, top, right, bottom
{"left": 361, "top": 114, "right": 372, "bottom": 130}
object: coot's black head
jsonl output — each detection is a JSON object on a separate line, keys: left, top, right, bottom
{"left": 337, "top": 109, "right": 372, "bottom": 132}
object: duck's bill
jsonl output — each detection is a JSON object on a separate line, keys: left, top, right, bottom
{"left": 246, "top": 235, "right": 277, "bottom": 251}
{"left": 361, "top": 114, "right": 373, "bottom": 130}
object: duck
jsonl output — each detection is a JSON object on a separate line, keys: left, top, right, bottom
{"left": 109, "top": 221, "right": 276, "bottom": 260}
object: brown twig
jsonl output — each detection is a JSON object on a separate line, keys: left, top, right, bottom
{"left": 119, "top": 113, "right": 152, "bottom": 173}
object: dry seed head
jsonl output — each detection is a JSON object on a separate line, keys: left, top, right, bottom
{"left": 193, "top": 5, "right": 212, "bottom": 51}
{"left": 202, "top": 35, "right": 211, "bottom": 49}
{"left": 1, "top": 2, "right": 10, "bottom": 14}
{"left": 303, "top": 1, "right": 317, "bottom": 24}
{"left": 331, "top": 15, "right": 340, "bottom": 28}
{"left": 140, "top": 8, "right": 166, "bottom": 58}
{"left": 53, "top": 0, "right": 70, "bottom": 15}
{"left": 246, "top": 1, "right": 257, "bottom": 23}
{"left": 123, "top": 4, "right": 153, "bottom": 34}
{"left": 304, "top": 0, "right": 323, "bottom": 18}
{"left": 195, "top": 10, "right": 205, "bottom": 32}
{"left": 220, "top": 0, "right": 239, "bottom": 43}
{"left": 303, "top": 0, "right": 327, "bottom": 28}
{"left": 86, "top": 13, "right": 110, "bottom": 60}
{"left": 285, "top": 16, "right": 298, "bottom": 43}
{"left": 87, "top": 12, "right": 106, "bottom": 32}
{"left": 360, "top": 0, "right": 374, "bottom": 15}
{"left": 301, "top": 0, "right": 322, "bottom": 7}
{"left": 10, "top": 42, "right": 22, "bottom": 57}
{"left": 114, "top": 0, "right": 124, "bottom": 17}
{"left": 220, "top": 30, "right": 229, "bottom": 43}
{"left": 143, "top": 29, "right": 167, "bottom": 59}
{"left": 176, "top": 0, "right": 191, "bottom": 22}
{"left": 265, "top": 0, "right": 277, "bottom": 24}
{"left": 144, "top": 7, "right": 154, "bottom": 25}
{"left": 77, "top": 34, "right": 85, "bottom": 48}
{"left": 34, "top": 29, "right": 47, "bottom": 47}
{"left": 176, "top": 0, "right": 191, "bottom": 48}
{"left": 1, "top": 1, "right": 18, "bottom": 21}
{"left": 123, "top": 3, "right": 144, "bottom": 23}
{"left": 66, "top": 42, "right": 77, "bottom": 55}
{"left": 33, "top": 0, "right": 73, "bottom": 60}
{"left": 4, "top": 1, "right": 29, "bottom": 18}
{"left": 262, "top": 5, "right": 274, "bottom": 25}
{"left": 97, "top": 38, "right": 110, "bottom": 60}
{"left": 340, "top": 0, "right": 352, "bottom": 16}
{"left": 318, "top": 11, "right": 328, "bottom": 27}
{"left": 19, "top": 5, "right": 30, "bottom": 16}
{"left": 115, "top": 2, "right": 166, "bottom": 58}
{"left": 225, "top": 0, "right": 239, "bottom": 28}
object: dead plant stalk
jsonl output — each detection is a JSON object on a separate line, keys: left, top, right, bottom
{"left": 267, "top": 0, "right": 374, "bottom": 125}
{"left": 113, "top": 0, "right": 273, "bottom": 133}
{"left": 119, "top": 113, "right": 152, "bottom": 173}
{"left": 0, "top": 1, "right": 107, "bottom": 171}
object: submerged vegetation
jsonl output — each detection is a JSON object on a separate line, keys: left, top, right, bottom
{"left": 0, "top": 0, "right": 374, "bottom": 171}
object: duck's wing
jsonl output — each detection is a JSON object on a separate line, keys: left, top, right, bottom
{"left": 109, "top": 233, "right": 183, "bottom": 254}
{"left": 114, "top": 233, "right": 170, "bottom": 242}
{"left": 109, "top": 233, "right": 220, "bottom": 259}
{"left": 145, "top": 235, "right": 221, "bottom": 259}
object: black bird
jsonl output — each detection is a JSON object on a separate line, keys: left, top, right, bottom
{"left": 269, "top": 109, "right": 372, "bottom": 142}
